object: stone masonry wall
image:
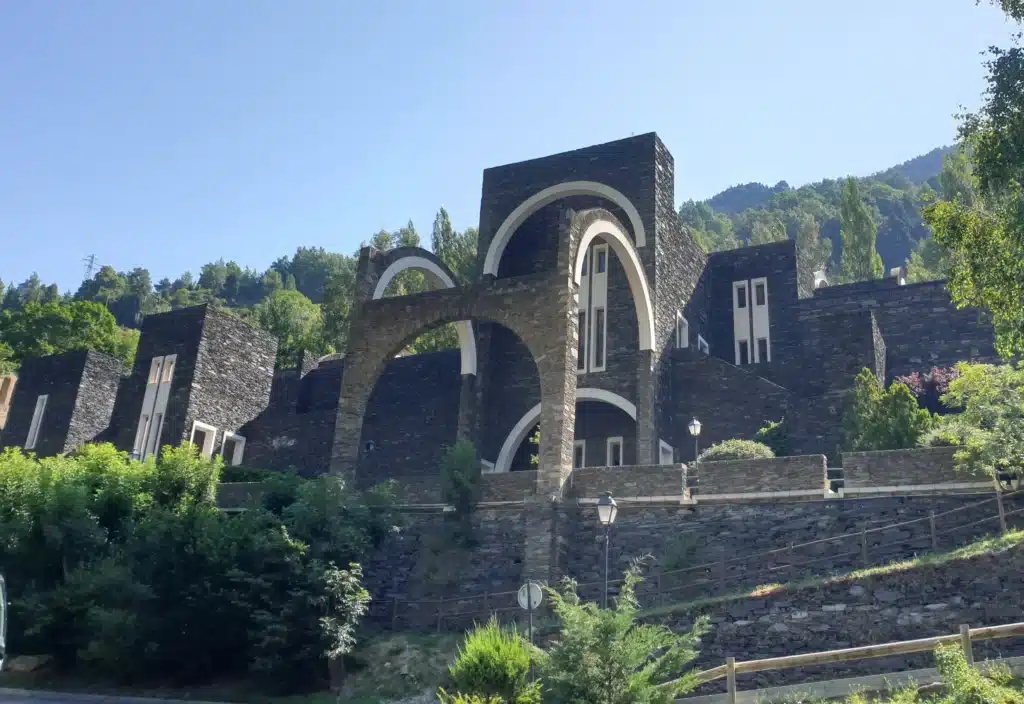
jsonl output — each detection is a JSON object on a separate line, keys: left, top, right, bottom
{"left": 0, "top": 350, "right": 87, "bottom": 456}
{"left": 65, "top": 350, "right": 125, "bottom": 453}
{"left": 665, "top": 535, "right": 1024, "bottom": 694}
{"left": 696, "top": 455, "right": 828, "bottom": 495}
{"left": 566, "top": 464, "right": 687, "bottom": 499}
{"left": 842, "top": 446, "right": 979, "bottom": 487}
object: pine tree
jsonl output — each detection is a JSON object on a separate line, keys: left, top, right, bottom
{"left": 839, "top": 177, "right": 884, "bottom": 283}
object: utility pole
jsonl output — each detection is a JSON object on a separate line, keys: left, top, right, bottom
{"left": 83, "top": 254, "right": 97, "bottom": 281}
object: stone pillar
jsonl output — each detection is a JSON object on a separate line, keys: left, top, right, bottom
{"left": 329, "top": 353, "right": 375, "bottom": 480}
{"left": 534, "top": 301, "right": 578, "bottom": 497}
{"left": 521, "top": 497, "right": 558, "bottom": 583}
{"left": 635, "top": 350, "right": 657, "bottom": 466}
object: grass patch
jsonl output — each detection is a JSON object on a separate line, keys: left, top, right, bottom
{"left": 644, "top": 529, "right": 1024, "bottom": 618}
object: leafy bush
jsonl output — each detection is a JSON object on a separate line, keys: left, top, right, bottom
{"left": 0, "top": 442, "right": 399, "bottom": 693}
{"left": 754, "top": 418, "right": 792, "bottom": 456}
{"left": 697, "top": 439, "right": 775, "bottom": 462}
{"left": 440, "top": 617, "right": 541, "bottom": 704}
{"left": 918, "top": 416, "right": 984, "bottom": 448}
{"left": 441, "top": 440, "right": 482, "bottom": 546}
{"left": 843, "top": 368, "right": 936, "bottom": 451}
{"left": 931, "top": 643, "right": 1024, "bottom": 704}
{"left": 541, "top": 562, "right": 709, "bottom": 703}
{"left": 896, "top": 366, "right": 960, "bottom": 414}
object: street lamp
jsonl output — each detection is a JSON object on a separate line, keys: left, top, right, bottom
{"left": 688, "top": 417, "right": 702, "bottom": 461}
{"left": 597, "top": 492, "right": 618, "bottom": 609}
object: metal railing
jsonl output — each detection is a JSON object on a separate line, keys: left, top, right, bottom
{"left": 674, "top": 620, "right": 1024, "bottom": 703}
{"left": 368, "top": 489, "right": 1023, "bottom": 632}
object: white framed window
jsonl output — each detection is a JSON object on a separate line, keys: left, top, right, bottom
{"left": 756, "top": 337, "right": 770, "bottom": 364}
{"left": 676, "top": 312, "right": 689, "bottom": 349}
{"left": 25, "top": 394, "right": 48, "bottom": 450}
{"left": 750, "top": 277, "right": 771, "bottom": 363}
{"left": 733, "top": 280, "right": 752, "bottom": 365}
{"left": 135, "top": 354, "right": 176, "bottom": 460}
{"left": 595, "top": 246, "right": 607, "bottom": 274}
{"left": 738, "top": 340, "right": 750, "bottom": 366}
{"left": 735, "top": 282, "right": 747, "bottom": 309}
{"left": 697, "top": 335, "right": 710, "bottom": 354}
{"left": 591, "top": 307, "right": 607, "bottom": 372}
{"left": 577, "top": 311, "right": 587, "bottom": 372}
{"left": 659, "top": 440, "right": 674, "bottom": 465}
{"left": 606, "top": 436, "right": 623, "bottom": 467}
{"left": 573, "top": 439, "right": 586, "bottom": 469}
{"left": 220, "top": 432, "right": 246, "bottom": 466}
{"left": 190, "top": 421, "right": 218, "bottom": 460}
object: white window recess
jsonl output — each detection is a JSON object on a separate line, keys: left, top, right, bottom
{"left": 578, "top": 243, "right": 610, "bottom": 374}
{"left": 25, "top": 394, "right": 48, "bottom": 450}
{"left": 659, "top": 440, "right": 674, "bottom": 465}
{"left": 751, "top": 277, "right": 771, "bottom": 363}
{"left": 190, "top": 421, "right": 218, "bottom": 460}
{"left": 676, "top": 312, "right": 689, "bottom": 349}
{"left": 606, "top": 436, "right": 623, "bottom": 467}
{"left": 134, "top": 354, "right": 176, "bottom": 460}
{"left": 733, "top": 280, "right": 752, "bottom": 365}
{"left": 220, "top": 432, "right": 246, "bottom": 466}
{"left": 697, "top": 335, "right": 710, "bottom": 355}
{"left": 573, "top": 439, "right": 586, "bottom": 469}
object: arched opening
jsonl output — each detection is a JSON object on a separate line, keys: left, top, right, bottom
{"left": 374, "top": 254, "right": 477, "bottom": 376}
{"left": 483, "top": 181, "right": 648, "bottom": 278}
{"left": 357, "top": 318, "right": 539, "bottom": 488}
{"left": 494, "top": 388, "right": 638, "bottom": 473}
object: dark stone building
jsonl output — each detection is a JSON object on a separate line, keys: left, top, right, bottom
{"left": 0, "top": 133, "right": 998, "bottom": 505}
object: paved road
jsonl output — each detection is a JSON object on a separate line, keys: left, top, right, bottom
{"left": 0, "top": 689, "right": 225, "bottom": 703}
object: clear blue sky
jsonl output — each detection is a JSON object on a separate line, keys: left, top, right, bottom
{"left": 0, "top": 0, "right": 1015, "bottom": 294}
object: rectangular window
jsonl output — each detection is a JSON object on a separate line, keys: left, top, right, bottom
{"left": 606, "top": 437, "right": 623, "bottom": 467}
{"left": 596, "top": 247, "right": 607, "bottom": 273}
{"left": 146, "top": 413, "right": 164, "bottom": 458}
{"left": 593, "top": 308, "right": 606, "bottom": 371}
{"left": 697, "top": 335, "right": 709, "bottom": 354}
{"left": 190, "top": 421, "right": 218, "bottom": 460}
{"left": 573, "top": 440, "right": 586, "bottom": 469}
{"left": 577, "top": 311, "right": 587, "bottom": 371}
{"left": 25, "top": 394, "right": 48, "bottom": 450}
{"left": 148, "top": 359, "right": 161, "bottom": 384}
{"left": 133, "top": 414, "right": 151, "bottom": 455}
{"left": 757, "top": 337, "right": 769, "bottom": 363}
{"left": 659, "top": 440, "right": 674, "bottom": 465}
{"left": 736, "top": 285, "right": 747, "bottom": 309}
{"left": 221, "top": 433, "right": 246, "bottom": 466}
{"left": 755, "top": 282, "right": 766, "bottom": 306}
{"left": 738, "top": 340, "right": 750, "bottom": 366}
{"left": 676, "top": 313, "right": 689, "bottom": 349}
{"left": 161, "top": 358, "right": 175, "bottom": 383}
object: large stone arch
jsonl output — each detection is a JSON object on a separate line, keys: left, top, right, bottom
{"left": 562, "top": 208, "right": 655, "bottom": 353}
{"left": 493, "top": 387, "right": 637, "bottom": 474}
{"left": 482, "top": 181, "right": 647, "bottom": 277}
{"left": 368, "top": 249, "right": 477, "bottom": 376}
{"left": 331, "top": 268, "right": 579, "bottom": 494}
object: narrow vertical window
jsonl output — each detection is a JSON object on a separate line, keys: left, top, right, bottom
{"left": 593, "top": 308, "right": 606, "bottom": 371}
{"left": 736, "top": 285, "right": 747, "bottom": 309}
{"left": 597, "top": 249, "right": 607, "bottom": 273}
{"left": 577, "top": 311, "right": 587, "bottom": 371}
{"left": 607, "top": 437, "right": 623, "bottom": 467}
{"left": 739, "top": 340, "right": 750, "bottom": 366}
{"left": 676, "top": 313, "right": 689, "bottom": 349}
{"left": 133, "top": 414, "right": 151, "bottom": 455}
{"left": 755, "top": 282, "right": 766, "bottom": 306}
{"left": 573, "top": 440, "right": 585, "bottom": 469}
{"left": 757, "top": 337, "right": 769, "bottom": 363}
{"left": 221, "top": 433, "right": 246, "bottom": 466}
{"left": 25, "top": 394, "right": 48, "bottom": 450}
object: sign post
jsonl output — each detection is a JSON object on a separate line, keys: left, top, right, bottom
{"left": 517, "top": 580, "right": 543, "bottom": 646}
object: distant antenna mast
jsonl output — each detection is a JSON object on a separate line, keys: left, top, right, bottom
{"left": 83, "top": 254, "right": 97, "bottom": 280}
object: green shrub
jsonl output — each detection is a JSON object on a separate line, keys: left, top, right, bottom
{"left": 754, "top": 418, "right": 792, "bottom": 456}
{"left": 843, "top": 368, "right": 936, "bottom": 451}
{"left": 442, "top": 617, "right": 541, "bottom": 704}
{"left": 932, "top": 643, "right": 1024, "bottom": 703}
{"left": 697, "top": 439, "right": 775, "bottom": 462}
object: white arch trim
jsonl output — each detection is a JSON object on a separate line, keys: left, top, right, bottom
{"left": 489, "top": 388, "right": 638, "bottom": 474}
{"left": 574, "top": 218, "right": 655, "bottom": 352}
{"left": 482, "top": 181, "right": 647, "bottom": 277}
{"left": 371, "top": 255, "right": 477, "bottom": 376}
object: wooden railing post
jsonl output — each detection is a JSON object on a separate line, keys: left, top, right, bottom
{"left": 860, "top": 526, "right": 869, "bottom": 567}
{"left": 726, "top": 657, "right": 737, "bottom": 704}
{"left": 996, "top": 487, "right": 1008, "bottom": 535}
{"left": 960, "top": 623, "right": 975, "bottom": 665}
{"left": 929, "top": 511, "right": 938, "bottom": 551}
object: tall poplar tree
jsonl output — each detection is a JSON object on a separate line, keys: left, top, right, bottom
{"left": 839, "top": 177, "right": 885, "bottom": 283}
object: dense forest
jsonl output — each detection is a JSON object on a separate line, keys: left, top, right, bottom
{"left": 0, "top": 146, "right": 964, "bottom": 375}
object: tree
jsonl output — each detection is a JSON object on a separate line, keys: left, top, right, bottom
{"left": 940, "top": 362, "right": 1024, "bottom": 481}
{"left": 439, "top": 617, "right": 541, "bottom": 704}
{"left": 794, "top": 212, "right": 833, "bottom": 292}
{"left": 432, "top": 208, "right": 478, "bottom": 284}
{"left": 541, "top": 562, "right": 709, "bottom": 703}
{"left": 839, "top": 177, "right": 885, "bottom": 283}
{"left": 843, "top": 368, "right": 935, "bottom": 451}
{"left": 0, "top": 300, "right": 139, "bottom": 368}
{"left": 250, "top": 289, "right": 333, "bottom": 368}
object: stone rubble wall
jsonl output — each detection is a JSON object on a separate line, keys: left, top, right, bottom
{"left": 696, "top": 455, "right": 828, "bottom": 495}
{"left": 566, "top": 464, "right": 687, "bottom": 499}
{"left": 842, "top": 446, "right": 979, "bottom": 488}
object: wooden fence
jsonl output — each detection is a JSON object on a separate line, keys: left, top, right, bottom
{"left": 676, "top": 620, "right": 1024, "bottom": 703}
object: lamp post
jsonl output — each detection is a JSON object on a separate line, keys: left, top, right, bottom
{"left": 597, "top": 492, "right": 618, "bottom": 609}
{"left": 688, "top": 417, "right": 702, "bottom": 461}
